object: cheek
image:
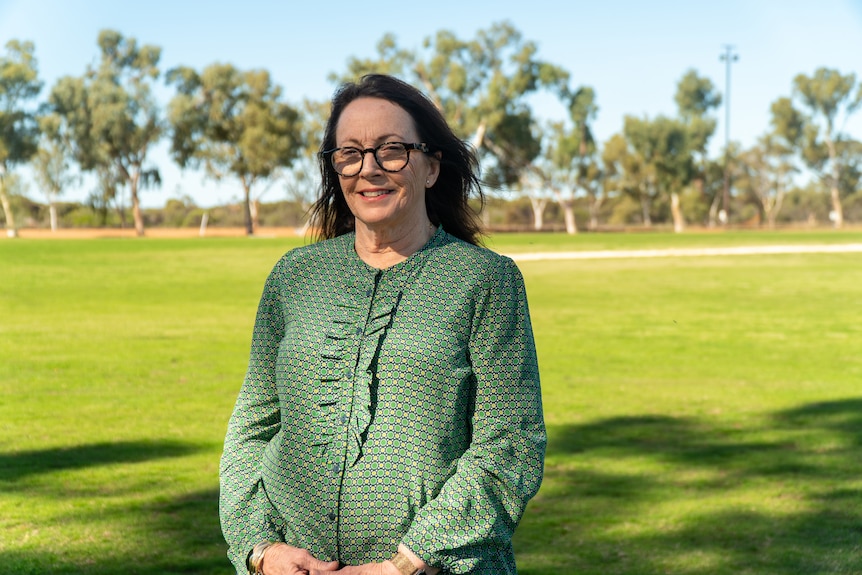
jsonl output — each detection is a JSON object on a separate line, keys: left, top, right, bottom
{"left": 338, "top": 178, "right": 354, "bottom": 196}
{"left": 404, "top": 168, "right": 427, "bottom": 193}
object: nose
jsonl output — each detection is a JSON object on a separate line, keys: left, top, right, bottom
{"left": 357, "top": 148, "right": 382, "bottom": 177}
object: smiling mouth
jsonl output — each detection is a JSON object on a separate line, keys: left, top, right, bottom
{"left": 360, "top": 190, "right": 391, "bottom": 198}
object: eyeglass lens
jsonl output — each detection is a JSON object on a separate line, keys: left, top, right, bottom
{"left": 331, "top": 143, "right": 410, "bottom": 176}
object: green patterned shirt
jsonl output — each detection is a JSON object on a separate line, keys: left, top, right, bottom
{"left": 219, "top": 227, "right": 545, "bottom": 574}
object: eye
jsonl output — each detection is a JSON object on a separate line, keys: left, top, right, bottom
{"left": 377, "top": 143, "right": 406, "bottom": 159}
{"left": 335, "top": 148, "right": 361, "bottom": 161}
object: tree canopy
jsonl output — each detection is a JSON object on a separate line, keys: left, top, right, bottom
{"left": 2, "top": 24, "right": 862, "bottom": 234}
{"left": 0, "top": 40, "right": 42, "bottom": 236}
{"left": 167, "top": 62, "right": 301, "bottom": 235}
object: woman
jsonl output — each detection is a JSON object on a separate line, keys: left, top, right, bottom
{"left": 220, "top": 74, "right": 544, "bottom": 575}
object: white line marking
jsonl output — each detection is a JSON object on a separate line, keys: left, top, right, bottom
{"left": 506, "top": 244, "right": 862, "bottom": 261}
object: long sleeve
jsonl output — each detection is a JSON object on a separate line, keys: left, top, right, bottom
{"left": 402, "top": 257, "right": 545, "bottom": 574}
{"left": 219, "top": 262, "right": 287, "bottom": 573}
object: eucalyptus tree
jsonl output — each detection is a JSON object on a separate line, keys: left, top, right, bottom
{"left": 91, "top": 30, "right": 163, "bottom": 235}
{"left": 829, "top": 138, "right": 862, "bottom": 220}
{"left": 602, "top": 132, "right": 652, "bottom": 225}
{"left": 89, "top": 163, "right": 124, "bottom": 227}
{"left": 622, "top": 115, "right": 693, "bottom": 231}
{"left": 31, "top": 125, "right": 79, "bottom": 231}
{"left": 600, "top": 72, "right": 718, "bottom": 232}
{"left": 696, "top": 157, "right": 730, "bottom": 226}
{"left": 468, "top": 107, "right": 546, "bottom": 229}
{"left": 167, "top": 63, "right": 301, "bottom": 235}
{"left": 734, "top": 100, "right": 804, "bottom": 228}
{"left": 331, "top": 21, "right": 569, "bottom": 196}
{"left": 538, "top": 86, "right": 602, "bottom": 233}
{"left": 736, "top": 139, "right": 780, "bottom": 228}
{"left": 0, "top": 40, "right": 41, "bottom": 237}
{"left": 789, "top": 68, "right": 862, "bottom": 228}
{"left": 602, "top": 72, "right": 716, "bottom": 232}
{"left": 485, "top": 108, "right": 545, "bottom": 228}
{"left": 674, "top": 69, "right": 722, "bottom": 225}
{"left": 284, "top": 98, "right": 330, "bottom": 232}
{"left": 45, "top": 30, "right": 162, "bottom": 235}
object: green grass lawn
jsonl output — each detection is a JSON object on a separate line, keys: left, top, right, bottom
{"left": 482, "top": 228, "right": 862, "bottom": 254}
{"left": 1, "top": 231, "right": 861, "bottom": 574}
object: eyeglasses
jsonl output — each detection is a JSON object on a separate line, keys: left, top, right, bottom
{"left": 323, "top": 142, "right": 429, "bottom": 177}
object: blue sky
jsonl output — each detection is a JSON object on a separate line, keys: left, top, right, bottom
{"left": 2, "top": 0, "right": 861, "bottom": 208}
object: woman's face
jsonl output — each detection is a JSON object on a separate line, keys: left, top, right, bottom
{"left": 334, "top": 97, "right": 439, "bottom": 235}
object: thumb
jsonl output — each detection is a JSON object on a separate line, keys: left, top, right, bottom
{"left": 308, "top": 559, "right": 341, "bottom": 573}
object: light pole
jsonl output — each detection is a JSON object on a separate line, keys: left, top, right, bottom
{"left": 720, "top": 44, "right": 738, "bottom": 225}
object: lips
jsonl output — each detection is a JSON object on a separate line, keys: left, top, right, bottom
{"left": 359, "top": 190, "right": 392, "bottom": 198}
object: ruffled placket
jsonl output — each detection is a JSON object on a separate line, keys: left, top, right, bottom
{"left": 315, "top": 228, "right": 445, "bottom": 472}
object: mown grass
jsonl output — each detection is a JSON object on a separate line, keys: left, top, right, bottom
{"left": 483, "top": 227, "right": 862, "bottom": 253}
{"left": 1, "top": 231, "right": 861, "bottom": 574}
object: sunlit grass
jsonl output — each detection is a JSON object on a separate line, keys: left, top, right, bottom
{"left": 484, "top": 227, "right": 862, "bottom": 253}
{"left": 1, "top": 233, "right": 861, "bottom": 574}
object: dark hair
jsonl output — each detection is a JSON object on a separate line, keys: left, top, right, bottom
{"left": 311, "top": 74, "right": 484, "bottom": 246}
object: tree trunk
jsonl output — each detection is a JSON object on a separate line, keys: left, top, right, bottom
{"left": 707, "top": 193, "right": 721, "bottom": 228}
{"left": 769, "top": 182, "right": 785, "bottom": 230}
{"left": 471, "top": 121, "right": 487, "bottom": 151}
{"left": 0, "top": 187, "right": 17, "bottom": 238}
{"left": 830, "top": 184, "right": 844, "bottom": 228}
{"left": 0, "top": 170, "right": 17, "bottom": 238}
{"left": 588, "top": 196, "right": 603, "bottom": 231}
{"left": 49, "top": 201, "right": 58, "bottom": 231}
{"left": 670, "top": 192, "right": 685, "bottom": 233}
{"left": 825, "top": 136, "right": 843, "bottom": 229}
{"left": 640, "top": 195, "right": 652, "bottom": 226}
{"left": 529, "top": 197, "right": 548, "bottom": 231}
{"left": 251, "top": 198, "right": 261, "bottom": 232}
{"left": 131, "top": 188, "right": 144, "bottom": 236}
{"left": 561, "top": 199, "right": 577, "bottom": 235}
{"left": 243, "top": 182, "right": 254, "bottom": 236}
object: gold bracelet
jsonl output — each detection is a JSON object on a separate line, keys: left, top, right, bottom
{"left": 248, "top": 541, "right": 276, "bottom": 574}
{"left": 389, "top": 551, "right": 425, "bottom": 575}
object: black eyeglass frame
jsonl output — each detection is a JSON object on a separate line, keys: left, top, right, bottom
{"left": 322, "top": 142, "right": 430, "bottom": 177}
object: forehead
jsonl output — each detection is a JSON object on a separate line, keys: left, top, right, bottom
{"left": 336, "top": 97, "right": 418, "bottom": 142}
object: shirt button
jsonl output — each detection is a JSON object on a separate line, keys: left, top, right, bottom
{"left": 355, "top": 327, "right": 362, "bottom": 335}
{"left": 340, "top": 414, "right": 348, "bottom": 424}
{"left": 365, "top": 289, "right": 372, "bottom": 297}
{"left": 328, "top": 512, "right": 336, "bottom": 521}
{"left": 345, "top": 369, "right": 353, "bottom": 378}
{"left": 332, "top": 463, "right": 340, "bottom": 474}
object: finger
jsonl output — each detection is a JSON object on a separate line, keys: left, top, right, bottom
{"left": 311, "top": 559, "right": 340, "bottom": 572}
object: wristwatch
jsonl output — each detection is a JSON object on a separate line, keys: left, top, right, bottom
{"left": 390, "top": 551, "right": 426, "bottom": 575}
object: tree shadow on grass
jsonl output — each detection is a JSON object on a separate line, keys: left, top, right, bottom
{"left": 775, "top": 398, "right": 862, "bottom": 446}
{"left": 624, "top": 506, "right": 862, "bottom": 575}
{"left": 6, "top": 400, "right": 862, "bottom": 575}
{"left": 0, "top": 439, "right": 230, "bottom": 574}
{"left": 0, "top": 440, "right": 201, "bottom": 483}
{"left": 0, "top": 488, "right": 229, "bottom": 575}
{"left": 515, "top": 398, "right": 862, "bottom": 574}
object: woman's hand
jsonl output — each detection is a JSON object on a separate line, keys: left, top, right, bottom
{"left": 261, "top": 543, "right": 340, "bottom": 575}
{"left": 335, "top": 556, "right": 438, "bottom": 575}
{"left": 333, "top": 562, "right": 391, "bottom": 575}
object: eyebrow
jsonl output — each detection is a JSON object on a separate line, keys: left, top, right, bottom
{"left": 337, "top": 134, "right": 410, "bottom": 146}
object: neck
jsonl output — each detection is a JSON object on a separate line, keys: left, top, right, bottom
{"left": 354, "top": 220, "right": 436, "bottom": 269}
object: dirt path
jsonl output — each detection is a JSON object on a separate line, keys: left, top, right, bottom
{"left": 5, "top": 227, "right": 303, "bottom": 239}
{"left": 507, "top": 243, "right": 862, "bottom": 262}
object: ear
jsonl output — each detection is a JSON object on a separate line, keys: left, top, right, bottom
{"left": 426, "top": 151, "right": 441, "bottom": 188}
